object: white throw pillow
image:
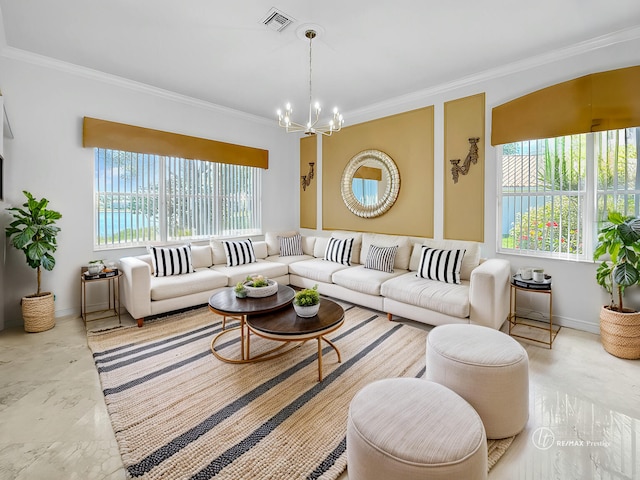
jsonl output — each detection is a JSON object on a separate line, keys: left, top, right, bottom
{"left": 324, "top": 237, "right": 354, "bottom": 266}
{"left": 364, "top": 245, "right": 399, "bottom": 273}
{"left": 416, "top": 246, "right": 466, "bottom": 284}
{"left": 222, "top": 239, "right": 256, "bottom": 267}
{"left": 148, "top": 245, "right": 195, "bottom": 277}
{"left": 278, "top": 234, "right": 304, "bottom": 256}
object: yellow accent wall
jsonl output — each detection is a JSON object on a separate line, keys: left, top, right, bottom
{"left": 322, "top": 107, "right": 434, "bottom": 236}
{"left": 444, "top": 93, "right": 485, "bottom": 242}
{"left": 299, "top": 135, "right": 317, "bottom": 229}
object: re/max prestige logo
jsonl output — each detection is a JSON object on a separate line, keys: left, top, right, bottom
{"left": 532, "top": 427, "right": 611, "bottom": 450}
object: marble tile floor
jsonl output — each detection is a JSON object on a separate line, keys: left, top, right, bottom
{"left": 0, "top": 312, "right": 638, "bottom": 480}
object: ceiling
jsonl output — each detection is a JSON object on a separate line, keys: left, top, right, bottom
{"left": 1, "top": 1, "right": 640, "bottom": 123}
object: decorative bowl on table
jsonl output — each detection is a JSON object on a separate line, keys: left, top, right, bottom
{"left": 293, "top": 303, "right": 320, "bottom": 318}
{"left": 243, "top": 276, "right": 278, "bottom": 298}
{"left": 87, "top": 262, "right": 104, "bottom": 275}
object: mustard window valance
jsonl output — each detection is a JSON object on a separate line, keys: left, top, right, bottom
{"left": 83, "top": 117, "right": 269, "bottom": 169}
{"left": 491, "top": 65, "right": 640, "bottom": 145}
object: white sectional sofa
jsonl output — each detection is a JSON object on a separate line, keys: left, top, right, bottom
{"left": 119, "top": 231, "right": 511, "bottom": 330}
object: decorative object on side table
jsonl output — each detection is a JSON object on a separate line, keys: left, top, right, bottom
{"left": 594, "top": 211, "right": 640, "bottom": 359}
{"left": 87, "top": 259, "right": 104, "bottom": 275}
{"left": 243, "top": 275, "right": 278, "bottom": 298}
{"left": 5, "top": 190, "right": 62, "bottom": 332}
{"left": 293, "top": 284, "right": 320, "bottom": 318}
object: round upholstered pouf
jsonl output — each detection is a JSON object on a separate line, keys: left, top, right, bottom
{"left": 347, "top": 378, "right": 487, "bottom": 480}
{"left": 426, "top": 324, "right": 529, "bottom": 439}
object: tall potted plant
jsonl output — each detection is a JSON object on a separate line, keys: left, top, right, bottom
{"left": 593, "top": 211, "right": 640, "bottom": 359}
{"left": 5, "top": 191, "right": 62, "bottom": 332}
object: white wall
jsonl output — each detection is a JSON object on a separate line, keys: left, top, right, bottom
{"left": 342, "top": 31, "right": 640, "bottom": 334}
{"left": 0, "top": 94, "right": 6, "bottom": 331}
{"left": 0, "top": 54, "right": 299, "bottom": 327}
{"left": 2, "top": 30, "right": 639, "bottom": 333}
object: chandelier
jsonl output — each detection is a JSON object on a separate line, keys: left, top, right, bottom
{"left": 277, "top": 29, "right": 344, "bottom": 136}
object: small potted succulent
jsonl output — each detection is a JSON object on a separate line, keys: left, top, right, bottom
{"left": 234, "top": 281, "right": 248, "bottom": 298}
{"left": 293, "top": 284, "right": 320, "bottom": 318}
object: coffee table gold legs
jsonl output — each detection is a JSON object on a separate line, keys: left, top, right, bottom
{"left": 317, "top": 336, "right": 342, "bottom": 382}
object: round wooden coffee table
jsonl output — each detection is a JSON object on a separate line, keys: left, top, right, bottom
{"left": 209, "top": 284, "right": 295, "bottom": 363}
{"left": 246, "top": 299, "right": 345, "bottom": 381}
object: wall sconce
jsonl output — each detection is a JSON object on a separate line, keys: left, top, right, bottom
{"left": 301, "top": 162, "right": 315, "bottom": 191}
{"left": 450, "top": 137, "right": 480, "bottom": 184}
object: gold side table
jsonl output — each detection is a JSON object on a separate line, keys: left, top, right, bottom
{"left": 508, "top": 275, "right": 559, "bottom": 349}
{"left": 80, "top": 269, "right": 122, "bottom": 326}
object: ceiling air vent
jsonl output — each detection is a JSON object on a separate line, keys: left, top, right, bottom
{"left": 261, "top": 8, "right": 294, "bottom": 32}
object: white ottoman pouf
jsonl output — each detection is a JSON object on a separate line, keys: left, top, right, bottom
{"left": 347, "top": 378, "right": 487, "bottom": 480}
{"left": 426, "top": 324, "right": 529, "bottom": 439}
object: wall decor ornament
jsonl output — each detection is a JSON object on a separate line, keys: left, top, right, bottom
{"left": 340, "top": 149, "right": 400, "bottom": 218}
{"left": 301, "top": 162, "right": 315, "bottom": 191}
{"left": 450, "top": 137, "right": 480, "bottom": 183}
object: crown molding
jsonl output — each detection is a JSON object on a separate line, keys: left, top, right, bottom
{"left": 0, "top": 46, "right": 276, "bottom": 127}
{"left": 346, "top": 24, "right": 640, "bottom": 124}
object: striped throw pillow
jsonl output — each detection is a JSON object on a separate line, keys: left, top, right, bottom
{"left": 364, "top": 244, "right": 399, "bottom": 273}
{"left": 278, "top": 234, "right": 304, "bottom": 256}
{"left": 222, "top": 239, "right": 256, "bottom": 267}
{"left": 324, "top": 237, "right": 354, "bottom": 266}
{"left": 417, "top": 246, "right": 466, "bottom": 284}
{"left": 149, "top": 245, "right": 195, "bottom": 277}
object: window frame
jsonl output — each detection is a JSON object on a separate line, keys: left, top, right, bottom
{"left": 497, "top": 128, "right": 639, "bottom": 261}
{"left": 93, "top": 148, "right": 263, "bottom": 250}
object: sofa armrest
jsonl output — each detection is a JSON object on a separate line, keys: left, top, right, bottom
{"left": 119, "top": 256, "right": 152, "bottom": 321}
{"left": 468, "top": 258, "right": 511, "bottom": 329}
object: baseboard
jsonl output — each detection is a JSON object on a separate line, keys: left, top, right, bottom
{"left": 515, "top": 308, "right": 599, "bottom": 335}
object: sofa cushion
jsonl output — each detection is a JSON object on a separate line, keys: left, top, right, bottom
{"left": 417, "top": 246, "right": 465, "bottom": 285}
{"left": 325, "top": 237, "right": 355, "bottom": 266}
{"left": 191, "top": 244, "right": 213, "bottom": 269}
{"left": 361, "top": 233, "right": 412, "bottom": 270}
{"left": 265, "top": 230, "right": 298, "bottom": 256}
{"left": 301, "top": 236, "right": 317, "bottom": 256}
{"left": 313, "top": 237, "right": 330, "bottom": 258}
{"left": 364, "top": 245, "right": 399, "bottom": 273}
{"left": 409, "top": 239, "right": 480, "bottom": 281}
{"left": 150, "top": 268, "right": 228, "bottom": 301}
{"left": 222, "top": 239, "right": 256, "bottom": 266}
{"left": 211, "top": 259, "right": 289, "bottom": 286}
{"left": 289, "top": 258, "right": 351, "bottom": 283}
{"left": 278, "top": 233, "right": 304, "bottom": 256}
{"left": 266, "top": 254, "right": 314, "bottom": 265}
{"left": 333, "top": 265, "right": 408, "bottom": 296}
{"left": 149, "top": 245, "right": 195, "bottom": 277}
{"left": 381, "top": 273, "right": 470, "bottom": 318}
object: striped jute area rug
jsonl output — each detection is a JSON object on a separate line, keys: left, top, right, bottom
{"left": 88, "top": 304, "right": 514, "bottom": 479}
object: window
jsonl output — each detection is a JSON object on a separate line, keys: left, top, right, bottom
{"left": 94, "top": 149, "right": 262, "bottom": 248}
{"left": 499, "top": 128, "right": 639, "bottom": 260}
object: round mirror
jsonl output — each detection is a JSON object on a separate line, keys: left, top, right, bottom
{"left": 341, "top": 150, "right": 400, "bottom": 218}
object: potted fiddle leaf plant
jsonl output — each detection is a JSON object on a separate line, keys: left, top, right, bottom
{"left": 5, "top": 191, "right": 62, "bottom": 332}
{"left": 293, "top": 284, "right": 320, "bottom": 318}
{"left": 593, "top": 211, "right": 640, "bottom": 359}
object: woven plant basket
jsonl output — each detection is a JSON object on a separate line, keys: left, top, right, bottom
{"left": 599, "top": 306, "right": 640, "bottom": 360}
{"left": 21, "top": 292, "right": 55, "bottom": 333}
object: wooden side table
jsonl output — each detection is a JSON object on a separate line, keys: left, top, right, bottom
{"left": 508, "top": 274, "right": 559, "bottom": 349}
{"left": 80, "top": 269, "right": 122, "bottom": 326}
